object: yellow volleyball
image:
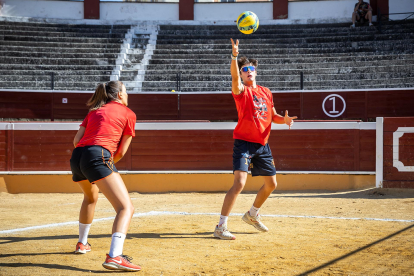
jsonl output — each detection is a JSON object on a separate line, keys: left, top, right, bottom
{"left": 236, "top": 11, "right": 259, "bottom": 35}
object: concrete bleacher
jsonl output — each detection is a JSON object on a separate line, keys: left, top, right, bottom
{"left": 0, "top": 20, "right": 413, "bottom": 92}
{"left": 140, "top": 20, "right": 414, "bottom": 92}
{"left": 0, "top": 21, "right": 131, "bottom": 90}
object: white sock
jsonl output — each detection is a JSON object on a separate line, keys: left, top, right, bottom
{"left": 249, "top": 205, "right": 260, "bottom": 217}
{"left": 218, "top": 215, "right": 228, "bottom": 227}
{"left": 109, "top": 232, "right": 126, "bottom": 258}
{"left": 78, "top": 223, "right": 91, "bottom": 245}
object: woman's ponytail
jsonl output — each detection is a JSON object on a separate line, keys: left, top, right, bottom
{"left": 87, "top": 81, "right": 123, "bottom": 111}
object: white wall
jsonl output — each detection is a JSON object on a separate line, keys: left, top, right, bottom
{"left": 0, "top": 0, "right": 84, "bottom": 20}
{"left": 0, "top": 0, "right": 389, "bottom": 24}
{"left": 389, "top": 0, "right": 414, "bottom": 20}
{"left": 100, "top": 3, "right": 178, "bottom": 21}
{"left": 194, "top": 3, "right": 273, "bottom": 21}
{"left": 289, "top": 0, "right": 355, "bottom": 23}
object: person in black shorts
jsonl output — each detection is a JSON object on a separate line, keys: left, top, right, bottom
{"left": 70, "top": 81, "right": 141, "bottom": 271}
{"left": 213, "top": 39, "right": 297, "bottom": 240}
{"left": 351, "top": 0, "right": 373, "bottom": 28}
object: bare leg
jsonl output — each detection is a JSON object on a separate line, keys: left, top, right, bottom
{"left": 220, "top": 171, "right": 248, "bottom": 216}
{"left": 366, "top": 11, "right": 372, "bottom": 24}
{"left": 252, "top": 175, "right": 277, "bottom": 208}
{"left": 352, "top": 12, "right": 357, "bottom": 25}
{"left": 78, "top": 180, "right": 99, "bottom": 224}
{"left": 95, "top": 173, "right": 134, "bottom": 234}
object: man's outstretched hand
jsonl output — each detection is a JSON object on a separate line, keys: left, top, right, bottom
{"left": 284, "top": 110, "right": 298, "bottom": 129}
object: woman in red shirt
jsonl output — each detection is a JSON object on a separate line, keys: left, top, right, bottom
{"left": 213, "top": 39, "right": 297, "bottom": 240}
{"left": 70, "top": 81, "right": 140, "bottom": 271}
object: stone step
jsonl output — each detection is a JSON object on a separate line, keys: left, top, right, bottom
{"left": 141, "top": 77, "right": 414, "bottom": 88}
{"left": 155, "top": 33, "right": 414, "bottom": 45}
{"left": 0, "top": 45, "right": 121, "bottom": 54}
{"left": 145, "top": 59, "right": 413, "bottom": 70}
{"left": 0, "top": 64, "right": 115, "bottom": 71}
{"left": 1, "top": 30, "right": 126, "bottom": 39}
{"left": 148, "top": 55, "right": 414, "bottom": 65}
{"left": 154, "top": 39, "right": 414, "bottom": 50}
{"left": 143, "top": 64, "right": 414, "bottom": 76}
{"left": 142, "top": 71, "right": 414, "bottom": 82}
{"left": 0, "top": 51, "right": 120, "bottom": 59}
{"left": 157, "top": 27, "right": 410, "bottom": 36}
{"left": 158, "top": 21, "right": 414, "bottom": 31}
{"left": 0, "top": 56, "right": 116, "bottom": 66}
{"left": 155, "top": 29, "right": 413, "bottom": 40}
{"left": 0, "top": 26, "right": 129, "bottom": 34}
{"left": 2, "top": 75, "right": 111, "bottom": 82}
{"left": 150, "top": 52, "right": 413, "bottom": 60}
{"left": 2, "top": 35, "right": 125, "bottom": 44}
{"left": 153, "top": 45, "right": 414, "bottom": 55}
{"left": 0, "top": 51, "right": 143, "bottom": 62}
{"left": 0, "top": 70, "right": 112, "bottom": 76}
{"left": 0, "top": 81, "right": 103, "bottom": 88}
{"left": 0, "top": 21, "right": 130, "bottom": 29}
{"left": 0, "top": 40, "right": 122, "bottom": 49}
{"left": 135, "top": 82, "right": 414, "bottom": 92}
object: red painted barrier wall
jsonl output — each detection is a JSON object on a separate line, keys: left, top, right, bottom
{"left": 0, "top": 130, "right": 6, "bottom": 171}
{"left": 1, "top": 89, "right": 413, "bottom": 122}
{"left": 383, "top": 117, "right": 414, "bottom": 188}
{"left": 1, "top": 127, "right": 376, "bottom": 172}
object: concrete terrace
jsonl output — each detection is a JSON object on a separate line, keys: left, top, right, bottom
{"left": 140, "top": 20, "right": 414, "bottom": 92}
{"left": 0, "top": 21, "right": 131, "bottom": 91}
{"left": 0, "top": 20, "right": 413, "bottom": 92}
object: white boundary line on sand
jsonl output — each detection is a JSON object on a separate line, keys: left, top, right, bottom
{"left": 0, "top": 211, "right": 413, "bottom": 235}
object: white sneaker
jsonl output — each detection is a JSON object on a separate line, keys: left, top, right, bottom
{"left": 350, "top": 24, "right": 355, "bottom": 28}
{"left": 242, "top": 211, "right": 269, "bottom": 232}
{"left": 214, "top": 224, "right": 236, "bottom": 240}
{"left": 369, "top": 23, "right": 373, "bottom": 27}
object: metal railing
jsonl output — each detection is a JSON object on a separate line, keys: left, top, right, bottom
{"left": 174, "top": 71, "right": 305, "bottom": 91}
{"left": 377, "top": 10, "right": 414, "bottom": 34}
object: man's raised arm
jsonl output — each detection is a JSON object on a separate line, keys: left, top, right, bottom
{"left": 230, "top": 38, "right": 243, "bottom": 95}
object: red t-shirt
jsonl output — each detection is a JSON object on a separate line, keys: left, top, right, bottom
{"left": 76, "top": 101, "right": 136, "bottom": 155}
{"left": 233, "top": 85, "right": 274, "bottom": 145}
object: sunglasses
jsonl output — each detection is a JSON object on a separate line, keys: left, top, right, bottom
{"left": 240, "top": 66, "right": 256, "bottom": 72}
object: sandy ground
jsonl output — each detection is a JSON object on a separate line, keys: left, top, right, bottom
{"left": 0, "top": 188, "right": 413, "bottom": 275}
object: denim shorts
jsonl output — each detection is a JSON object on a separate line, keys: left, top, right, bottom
{"left": 233, "top": 139, "right": 276, "bottom": 177}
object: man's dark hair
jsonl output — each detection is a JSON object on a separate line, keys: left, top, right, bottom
{"left": 238, "top": 56, "right": 258, "bottom": 70}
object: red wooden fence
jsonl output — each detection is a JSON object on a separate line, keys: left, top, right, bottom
{"left": 383, "top": 117, "right": 414, "bottom": 188}
{"left": 0, "top": 123, "right": 376, "bottom": 172}
{"left": 1, "top": 89, "right": 413, "bottom": 121}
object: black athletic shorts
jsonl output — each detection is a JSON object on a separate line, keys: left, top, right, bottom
{"left": 70, "top": 145, "right": 118, "bottom": 183}
{"left": 233, "top": 139, "right": 276, "bottom": 177}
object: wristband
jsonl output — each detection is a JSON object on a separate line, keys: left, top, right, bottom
{"left": 231, "top": 55, "right": 237, "bottom": 60}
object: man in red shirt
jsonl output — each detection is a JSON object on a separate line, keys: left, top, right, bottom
{"left": 214, "top": 39, "right": 297, "bottom": 240}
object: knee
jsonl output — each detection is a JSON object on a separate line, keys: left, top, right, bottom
{"left": 232, "top": 180, "right": 245, "bottom": 194}
{"left": 119, "top": 203, "right": 135, "bottom": 217}
{"left": 84, "top": 193, "right": 99, "bottom": 204}
{"left": 266, "top": 180, "right": 277, "bottom": 191}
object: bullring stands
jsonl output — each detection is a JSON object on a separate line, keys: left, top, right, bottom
{"left": 0, "top": 20, "right": 413, "bottom": 92}
{"left": 138, "top": 21, "right": 414, "bottom": 92}
{"left": 0, "top": 21, "right": 130, "bottom": 90}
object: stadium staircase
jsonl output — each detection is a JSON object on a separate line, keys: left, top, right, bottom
{"left": 140, "top": 20, "right": 414, "bottom": 92}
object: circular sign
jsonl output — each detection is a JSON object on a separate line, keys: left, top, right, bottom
{"left": 322, "top": 94, "right": 346, "bottom": 118}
